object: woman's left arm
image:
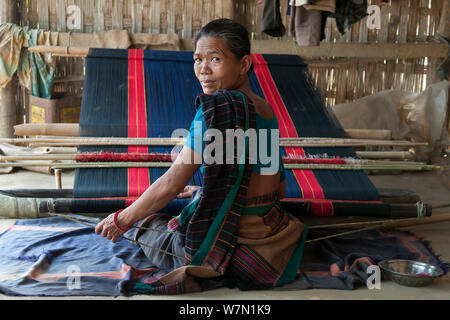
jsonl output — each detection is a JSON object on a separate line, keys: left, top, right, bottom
{"left": 95, "top": 146, "right": 201, "bottom": 242}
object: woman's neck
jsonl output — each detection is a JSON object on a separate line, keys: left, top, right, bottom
{"left": 232, "top": 79, "right": 255, "bottom": 100}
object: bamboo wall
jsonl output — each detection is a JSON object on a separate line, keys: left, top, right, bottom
{"left": 14, "top": 0, "right": 446, "bottom": 123}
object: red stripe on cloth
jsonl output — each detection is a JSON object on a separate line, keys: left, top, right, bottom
{"left": 0, "top": 264, "right": 157, "bottom": 282}
{"left": 251, "top": 54, "right": 331, "bottom": 216}
{"left": 128, "top": 49, "right": 150, "bottom": 197}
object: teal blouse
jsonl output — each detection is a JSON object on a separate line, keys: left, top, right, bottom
{"left": 185, "top": 108, "right": 286, "bottom": 182}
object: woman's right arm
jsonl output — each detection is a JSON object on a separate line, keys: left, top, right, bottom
{"left": 95, "top": 146, "right": 201, "bottom": 242}
{"left": 119, "top": 146, "right": 201, "bottom": 227}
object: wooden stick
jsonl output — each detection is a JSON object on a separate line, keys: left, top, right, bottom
{"left": 28, "top": 45, "right": 89, "bottom": 57}
{"left": 28, "top": 42, "right": 449, "bottom": 59}
{"left": 39, "top": 147, "right": 78, "bottom": 154}
{"left": 1, "top": 137, "right": 186, "bottom": 146}
{"left": 0, "top": 154, "right": 77, "bottom": 161}
{"left": 13, "top": 123, "right": 392, "bottom": 141}
{"left": 0, "top": 161, "right": 439, "bottom": 171}
{"left": 0, "top": 137, "right": 428, "bottom": 148}
{"left": 432, "top": 204, "right": 450, "bottom": 209}
{"left": 54, "top": 169, "right": 62, "bottom": 189}
{"left": 14, "top": 123, "right": 79, "bottom": 137}
{"left": 355, "top": 151, "right": 413, "bottom": 160}
{"left": 344, "top": 129, "right": 392, "bottom": 140}
{"left": 282, "top": 163, "right": 438, "bottom": 171}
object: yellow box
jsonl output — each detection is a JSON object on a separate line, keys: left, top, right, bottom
{"left": 29, "top": 93, "right": 82, "bottom": 123}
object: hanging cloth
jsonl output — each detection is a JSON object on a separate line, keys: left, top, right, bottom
{"left": 262, "top": 0, "right": 287, "bottom": 37}
{"left": 333, "top": 0, "right": 368, "bottom": 35}
{"left": 303, "top": 0, "right": 336, "bottom": 13}
{"left": 289, "top": 5, "right": 323, "bottom": 46}
{"left": 27, "top": 28, "right": 58, "bottom": 99}
{"left": 0, "top": 23, "right": 28, "bottom": 88}
{"left": 0, "top": 23, "right": 58, "bottom": 99}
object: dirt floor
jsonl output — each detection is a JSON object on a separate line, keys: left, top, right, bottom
{"left": 0, "top": 164, "right": 449, "bottom": 300}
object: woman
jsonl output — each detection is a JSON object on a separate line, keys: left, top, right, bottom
{"left": 95, "top": 18, "right": 307, "bottom": 293}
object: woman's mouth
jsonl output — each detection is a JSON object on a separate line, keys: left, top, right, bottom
{"left": 201, "top": 80, "right": 216, "bottom": 87}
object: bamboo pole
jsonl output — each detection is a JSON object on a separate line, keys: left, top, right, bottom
{"left": 0, "top": 0, "right": 19, "bottom": 139}
{"left": 0, "top": 161, "right": 439, "bottom": 171}
{"left": 344, "top": 129, "right": 392, "bottom": 140}
{"left": 14, "top": 123, "right": 79, "bottom": 137}
{"left": 0, "top": 154, "right": 78, "bottom": 161}
{"left": 13, "top": 123, "right": 392, "bottom": 141}
{"left": 28, "top": 42, "right": 449, "bottom": 59}
{"left": 54, "top": 169, "right": 62, "bottom": 189}
{"left": 282, "top": 163, "right": 438, "bottom": 171}
{"left": 28, "top": 45, "right": 89, "bottom": 57}
{"left": 0, "top": 137, "right": 428, "bottom": 148}
{"left": 40, "top": 147, "right": 78, "bottom": 154}
{"left": 355, "top": 151, "right": 413, "bottom": 160}
{"left": 0, "top": 81, "right": 18, "bottom": 138}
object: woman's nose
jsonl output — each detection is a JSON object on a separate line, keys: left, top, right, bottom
{"left": 199, "top": 61, "right": 211, "bottom": 74}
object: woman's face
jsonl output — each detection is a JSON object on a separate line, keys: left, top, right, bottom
{"left": 194, "top": 37, "right": 246, "bottom": 94}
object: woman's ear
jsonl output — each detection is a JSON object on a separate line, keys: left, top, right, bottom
{"left": 240, "top": 55, "right": 252, "bottom": 76}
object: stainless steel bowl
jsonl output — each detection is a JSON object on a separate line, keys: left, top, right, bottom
{"left": 378, "top": 259, "right": 444, "bottom": 287}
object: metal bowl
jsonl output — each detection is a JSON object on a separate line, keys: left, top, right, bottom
{"left": 378, "top": 259, "right": 444, "bottom": 287}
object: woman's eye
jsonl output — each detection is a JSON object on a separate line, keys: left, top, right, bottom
{"left": 212, "top": 57, "right": 220, "bottom": 62}
{"left": 194, "top": 58, "right": 201, "bottom": 63}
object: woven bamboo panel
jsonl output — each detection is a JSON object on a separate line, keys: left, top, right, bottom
{"left": 15, "top": 0, "right": 445, "bottom": 115}
{"left": 20, "top": 0, "right": 234, "bottom": 35}
{"left": 302, "top": 0, "right": 444, "bottom": 106}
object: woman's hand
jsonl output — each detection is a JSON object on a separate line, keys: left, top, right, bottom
{"left": 94, "top": 211, "right": 129, "bottom": 243}
{"left": 176, "top": 185, "right": 201, "bottom": 199}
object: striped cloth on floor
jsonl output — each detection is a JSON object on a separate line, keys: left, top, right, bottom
{"left": 0, "top": 216, "right": 447, "bottom": 296}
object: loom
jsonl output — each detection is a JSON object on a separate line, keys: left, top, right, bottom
{"left": 33, "top": 48, "right": 430, "bottom": 218}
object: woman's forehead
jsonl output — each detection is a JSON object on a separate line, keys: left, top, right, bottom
{"left": 194, "top": 37, "right": 230, "bottom": 55}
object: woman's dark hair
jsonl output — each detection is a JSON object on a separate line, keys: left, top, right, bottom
{"left": 194, "top": 18, "right": 253, "bottom": 76}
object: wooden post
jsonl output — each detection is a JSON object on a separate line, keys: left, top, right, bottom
{"left": 222, "top": 0, "right": 235, "bottom": 20}
{"left": 438, "top": 0, "right": 450, "bottom": 40}
{"left": 54, "top": 169, "right": 62, "bottom": 189}
{"left": 0, "top": 0, "right": 17, "bottom": 22}
{"left": 0, "top": 0, "right": 19, "bottom": 138}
